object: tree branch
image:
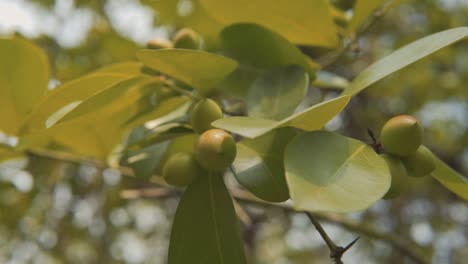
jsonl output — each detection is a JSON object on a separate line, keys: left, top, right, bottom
{"left": 305, "top": 212, "right": 360, "bottom": 264}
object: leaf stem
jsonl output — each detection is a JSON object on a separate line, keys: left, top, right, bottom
{"left": 158, "top": 76, "right": 201, "bottom": 100}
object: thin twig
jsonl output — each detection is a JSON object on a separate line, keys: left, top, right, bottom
{"left": 158, "top": 76, "right": 200, "bottom": 100}
{"left": 316, "top": 0, "right": 398, "bottom": 69}
{"left": 306, "top": 212, "right": 338, "bottom": 251}
{"left": 306, "top": 212, "right": 360, "bottom": 264}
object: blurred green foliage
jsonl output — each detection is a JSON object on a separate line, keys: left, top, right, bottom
{"left": 0, "top": 0, "right": 467, "bottom": 263}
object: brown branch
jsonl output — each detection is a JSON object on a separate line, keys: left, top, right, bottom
{"left": 306, "top": 212, "right": 360, "bottom": 264}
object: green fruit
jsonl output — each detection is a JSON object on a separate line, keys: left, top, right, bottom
{"left": 146, "top": 38, "right": 173, "bottom": 49}
{"left": 194, "top": 129, "right": 237, "bottom": 171}
{"left": 190, "top": 99, "right": 224, "bottom": 134}
{"left": 163, "top": 152, "right": 202, "bottom": 187}
{"left": 381, "top": 115, "right": 424, "bottom": 157}
{"left": 403, "top": 146, "right": 436, "bottom": 178}
{"left": 381, "top": 154, "right": 408, "bottom": 200}
{"left": 173, "top": 28, "right": 200, "bottom": 49}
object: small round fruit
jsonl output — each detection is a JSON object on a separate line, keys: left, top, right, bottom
{"left": 381, "top": 115, "right": 424, "bottom": 157}
{"left": 403, "top": 146, "right": 436, "bottom": 178}
{"left": 190, "top": 99, "right": 223, "bottom": 134}
{"left": 162, "top": 152, "right": 201, "bottom": 187}
{"left": 194, "top": 129, "right": 237, "bottom": 171}
{"left": 146, "top": 38, "right": 173, "bottom": 49}
{"left": 381, "top": 154, "right": 408, "bottom": 200}
{"left": 173, "top": 28, "right": 200, "bottom": 49}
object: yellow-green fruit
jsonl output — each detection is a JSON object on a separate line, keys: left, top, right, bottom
{"left": 382, "top": 154, "right": 408, "bottom": 200}
{"left": 403, "top": 146, "right": 436, "bottom": 178}
{"left": 194, "top": 129, "right": 237, "bottom": 171}
{"left": 162, "top": 152, "right": 201, "bottom": 187}
{"left": 146, "top": 38, "right": 173, "bottom": 49}
{"left": 190, "top": 99, "right": 223, "bottom": 134}
{"left": 381, "top": 115, "right": 424, "bottom": 157}
{"left": 173, "top": 28, "right": 200, "bottom": 49}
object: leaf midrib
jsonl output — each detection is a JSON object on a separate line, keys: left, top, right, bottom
{"left": 208, "top": 174, "right": 225, "bottom": 264}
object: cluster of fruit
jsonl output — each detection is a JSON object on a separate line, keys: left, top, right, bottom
{"left": 162, "top": 99, "right": 237, "bottom": 186}
{"left": 146, "top": 28, "right": 200, "bottom": 50}
{"left": 380, "top": 115, "right": 436, "bottom": 199}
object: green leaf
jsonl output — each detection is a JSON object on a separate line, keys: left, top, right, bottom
{"left": 125, "top": 141, "right": 171, "bottom": 179}
{"left": 168, "top": 173, "right": 246, "bottom": 264}
{"left": 123, "top": 96, "right": 190, "bottom": 130}
{"left": 127, "top": 124, "right": 193, "bottom": 150}
{"left": 94, "top": 61, "right": 143, "bottom": 76}
{"left": 247, "top": 65, "right": 309, "bottom": 120}
{"left": 0, "top": 38, "right": 50, "bottom": 135}
{"left": 200, "top": 0, "right": 337, "bottom": 47}
{"left": 136, "top": 49, "right": 238, "bottom": 95}
{"left": 348, "top": 0, "right": 386, "bottom": 32}
{"left": 20, "top": 80, "right": 189, "bottom": 160}
{"left": 20, "top": 72, "right": 135, "bottom": 134}
{"left": 233, "top": 127, "right": 298, "bottom": 202}
{"left": 343, "top": 27, "right": 468, "bottom": 96}
{"left": 212, "top": 96, "right": 350, "bottom": 138}
{"left": 122, "top": 126, "right": 196, "bottom": 178}
{"left": 53, "top": 76, "right": 151, "bottom": 125}
{"left": 430, "top": 150, "right": 468, "bottom": 200}
{"left": 221, "top": 23, "right": 315, "bottom": 77}
{"left": 19, "top": 118, "right": 126, "bottom": 160}
{"left": 284, "top": 131, "right": 391, "bottom": 212}
{"left": 312, "top": 71, "right": 349, "bottom": 90}
{"left": 219, "top": 65, "right": 265, "bottom": 98}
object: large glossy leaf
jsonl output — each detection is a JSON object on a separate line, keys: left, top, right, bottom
{"left": 94, "top": 61, "right": 143, "bottom": 75}
{"left": 20, "top": 72, "right": 135, "bottom": 134}
{"left": 127, "top": 124, "right": 193, "bottom": 150}
{"left": 247, "top": 65, "right": 308, "bottom": 120}
{"left": 285, "top": 131, "right": 391, "bottom": 212}
{"left": 343, "top": 27, "right": 468, "bottom": 96}
{"left": 136, "top": 49, "right": 238, "bottom": 95}
{"left": 20, "top": 80, "right": 189, "bottom": 160}
{"left": 168, "top": 173, "right": 246, "bottom": 264}
{"left": 213, "top": 96, "right": 350, "bottom": 138}
{"left": 200, "top": 0, "right": 337, "bottom": 47}
{"left": 53, "top": 76, "right": 151, "bottom": 125}
{"left": 221, "top": 23, "right": 315, "bottom": 77}
{"left": 0, "top": 38, "right": 50, "bottom": 135}
{"left": 233, "top": 127, "right": 298, "bottom": 202}
{"left": 430, "top": 150, "right": 468, "bottom": 200}
{"left": 19, "top": 117, "right": 126, "bottom": 160}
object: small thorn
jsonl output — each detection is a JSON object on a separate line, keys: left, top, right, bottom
{"left": 367, "top": 128, "right": 377, "bottom": 144}
{"left": 343, "top": 236, "right": 360, "bottom": 253}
